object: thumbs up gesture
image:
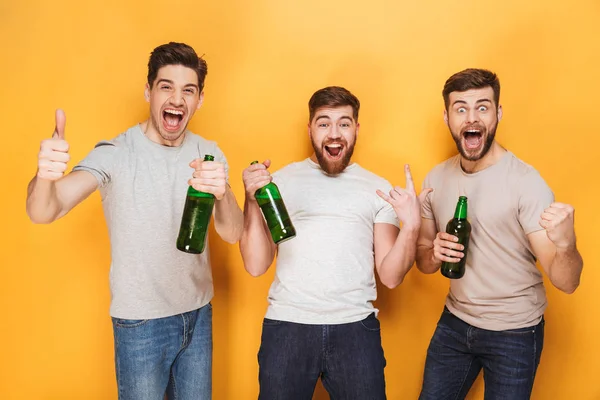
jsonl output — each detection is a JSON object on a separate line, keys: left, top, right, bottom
{"left": 37, "top": 109, "right": 70, "bottom": 181}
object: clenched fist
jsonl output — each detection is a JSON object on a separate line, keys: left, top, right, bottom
{"left": 37, "top": 109, "right": 70, "bottom": 181}
{"left": 540, "top": 202, "right": 577, "bottom": 249}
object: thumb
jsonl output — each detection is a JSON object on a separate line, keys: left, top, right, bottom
{"left": 263, "top": 159, "right": 271, "bottom": 169}
{"left": 53, "top": 109, "right": 66, "bottom": 139}
{"left": 418, "top": 188, "right": 434, "bottom": 203}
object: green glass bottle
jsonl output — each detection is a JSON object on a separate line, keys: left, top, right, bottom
{"left": 251, "top": 161, "right": 296, "bottom": 244}
{"left": 176, "top": 154, "right": 216, "bottom": 254}
{"left": 440, "top": 196, "right": 471, "bottom": 279}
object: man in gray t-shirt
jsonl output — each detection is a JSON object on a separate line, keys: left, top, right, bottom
{"left": 26, "top": 42, "right": 243, "bottom": 399}
{"left": 416, "top": 68, "right": 584, "bottom": 400}
{"left": 240, "top": 86, "right": 430, "bottom": 399}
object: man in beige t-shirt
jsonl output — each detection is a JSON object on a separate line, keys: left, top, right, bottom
{"left": 416, "top": 68, "right": 584, "bottom": 400}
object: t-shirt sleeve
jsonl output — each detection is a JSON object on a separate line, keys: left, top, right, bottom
{"left": 518, "top": 170, "right": 555, "bottom": 235}
{"left": 421, "top": 172, "right": 435, "bottom": 220}
{"left": 374, "top": 180, "right": 400, "bottom": 228}
{"left": 72, "top": 141, "right": 119, "bottom": 188}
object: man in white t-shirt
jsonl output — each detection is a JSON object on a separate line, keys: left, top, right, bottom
{"left": 240, "top": 86, "right": 430, "bottom": 399}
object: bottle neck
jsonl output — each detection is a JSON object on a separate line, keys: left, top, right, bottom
{"left": 454, "top": 200, "right": 468, "bottom": 219}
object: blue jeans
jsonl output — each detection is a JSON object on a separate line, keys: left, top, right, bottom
{"left": 112, "top": 303, "right": 212, "bottom": 400}
{"left": 258, "top": 313, "right": 387, "bottom": 400}
{"left": 419, "top": 307, "right": 544, "bottom": 400}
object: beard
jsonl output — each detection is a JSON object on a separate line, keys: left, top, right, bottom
{"left": 311, "top": 136, "right": 356, "bottom": 175}
{"left": 451, "top": 121, "right": 497, "bottom": 162}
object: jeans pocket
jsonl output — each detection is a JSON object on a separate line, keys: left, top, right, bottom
{"left": 262, "top": 318, "right": 282, "bottom": 326}
{"left": 501, "top": 326, "right": 536, "bottom": 335}
{"left": 113, "top": 318, "right": 150, "bottom": 328}
{"left": 359, "top": 314, "right": 381, "bottom": 332}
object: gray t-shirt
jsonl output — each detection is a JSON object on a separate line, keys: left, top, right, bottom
{"left": 73, "top": 124, "right": 229, "bottom": 319}
{"left": 265, "top": 158, "right": 400, "bottom": 324}
{"left": 422, "top": 151, "right": 554, "bottom": 330}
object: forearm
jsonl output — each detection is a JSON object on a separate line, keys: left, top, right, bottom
{"left": 26, "top": 176, "right": 63, "bottom": 224}
{"left": 415, "top": 245, "right": 442, "bottom": 274}
{"left": 239, "top": 197, "right": 276, "bottom": 277}
{"left": 548, "top": 245, "right": 583, "bottom": 294}
{"left": 213, "top": 185, "right": 244, "bottom": 243}
{"left": 378, "top": 226, "right": 419, "bottom": 288}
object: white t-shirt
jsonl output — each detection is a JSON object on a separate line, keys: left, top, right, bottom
{"left": 264, "top": 158, "right": 400, "bottom": 324}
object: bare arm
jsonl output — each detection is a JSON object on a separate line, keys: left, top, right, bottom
{"left": 374, "top": 164, "right": 432, "bottom": 288}
{"left": 26, "top": 109, "right": 99, "bottom": 224}
{"left": 415, "top": 217, "right": 441, "bottom": 274}
{"left": 374, "top": 223, "right": 418, "bottom": 288}
{"left": 213, "top": 185, "right": 244, "bottom": 244}
{"left": 528, "top": 202, "right": 583, "bottom": 294}
{"left": 26, "top": 171, "right": 99, "bottom": 224}
{"left": 239, "top": 160, "right": 277, "bottom": 277}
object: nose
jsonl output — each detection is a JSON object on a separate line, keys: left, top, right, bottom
{"left": 169, "top": 89, "right": 185, "bottom": 107}
{"left": 466, "top": 108, "right": 479, "bottom": 124}
{"left": 328, "top": 125, "right": 342, "bottom": 140}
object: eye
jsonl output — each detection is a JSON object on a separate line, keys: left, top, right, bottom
{"left": 161, "top": 85, "right": 172, "bottom": 91}
{"left": 184, "top": 88, "right": 196, "bottom": 94}
{"left": 478, "top": 105, "right": 488, "bottom": 112}
{"left": 340, "top": 123, "right": 350, "bottom": 128}
{"left": 318, "top": 123, "right": 329, "bottom": 128}
{"left": 457, "top": 107, "right": 466, "bottom": 113}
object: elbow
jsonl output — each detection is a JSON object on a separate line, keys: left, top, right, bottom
{"left": 246, "top": 266, "right": 267, "bottom": 278}
{"left": 558, "top": 280, "right": 580, "bottom": 295}
{"left": 26, "top": 209, "right": 53, "bottom": 225}
{"left": 379, "top": 275, "right": 403, "bottom": 289}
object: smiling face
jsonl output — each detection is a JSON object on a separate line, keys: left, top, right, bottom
{"left": 444, "top": 86, "right": 502, "bottom": 162}
{"left": 309, "top": 105, "right": 358, "bottom": 175}
{"left": 144, "top": 64, "right": 203, "bottom": 146}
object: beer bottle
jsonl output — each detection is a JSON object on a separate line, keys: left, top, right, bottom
{"left": 251, "top": 161, "right": 296, "bottom": 244}
{"left": 441, "top": 196, "right": 471, "bottom": 279}
{"left": 176, "top": 154, "right": 216, "bottom": 254}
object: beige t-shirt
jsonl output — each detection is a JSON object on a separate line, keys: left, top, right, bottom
{"left": 422, "top": 151, "right": 554, "bottom": 331}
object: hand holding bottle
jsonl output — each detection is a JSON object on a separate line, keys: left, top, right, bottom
{"left": 433, "top": 232, "right": 464, "bottom": 264}
{"left": 189, "top": 157, "right": 227, "bottom": 200}
{"left": 37, "top": 109, "right": 70, "bottom": 181}
{"left": 242, "top": 159, "right": 272, "bottom": 199}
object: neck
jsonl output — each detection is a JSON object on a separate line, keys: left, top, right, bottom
{"left": 460, "top": 141, "right": 506, "bottom": 173}
{"left": 140, "top": 120, "right": 185, "bottom": 147}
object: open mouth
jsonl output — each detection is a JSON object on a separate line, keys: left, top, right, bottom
{"left": 463, "top": 129, "right": 483, "bottom": 150}
{"left": 162, "top": 108, "right": 185, "bottom": 132}
{"left": 324, "top": 143, "right": 344, "bottom": 159}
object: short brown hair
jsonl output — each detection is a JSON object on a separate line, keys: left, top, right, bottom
{"left": 308, "top": 86, "right": 360, "bottom": 122}
{"left": 147, "top": 42, "right": 208, "bottom": 91}
{"left": 442, "top": 68, "right": 500, "bottom": 110}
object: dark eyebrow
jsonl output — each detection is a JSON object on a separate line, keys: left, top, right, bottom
{"left": 452, "top": 99, "right": 492, "bottom": 107}
{"left": 315, "top": 115, "right": 331, "bottom": 122}
{"left": 157, "top": 79, "right": 199, "bottom": 90}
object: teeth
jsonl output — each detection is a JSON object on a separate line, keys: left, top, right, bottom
{"left": 466, "top": 130, "right": 480, "bottom": 133}
{"left": 326, "top": 144, "right": 342, "bottom": 148}
{"left": 165, "top": 109, "right": 184, "bottom": 115}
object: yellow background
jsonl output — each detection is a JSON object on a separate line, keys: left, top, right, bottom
{"left": 1, "top": 0, "right": 598, "bottom": 399}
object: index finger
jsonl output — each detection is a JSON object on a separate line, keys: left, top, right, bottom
{"left": 404, "top": 164, "right": 415, "bottom": 192}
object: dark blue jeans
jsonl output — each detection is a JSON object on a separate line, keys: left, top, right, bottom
{"left": 258, "top": 313, "right": 387, "bottom": 399}
{"left": 419, "top": 307, "right": 544, "bottom": 400}
{"left": 112, "top": 303, "right": 213, "bottom": 400}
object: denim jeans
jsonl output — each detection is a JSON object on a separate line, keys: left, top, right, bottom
{"left": 419, "top": 307, "right": 544, "bottom": 400}
{"left": 112, "top": 303, "right": 212, "bottom": 400}
{"left": 257, "top": 313, "right": 387, "bottom": 400}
